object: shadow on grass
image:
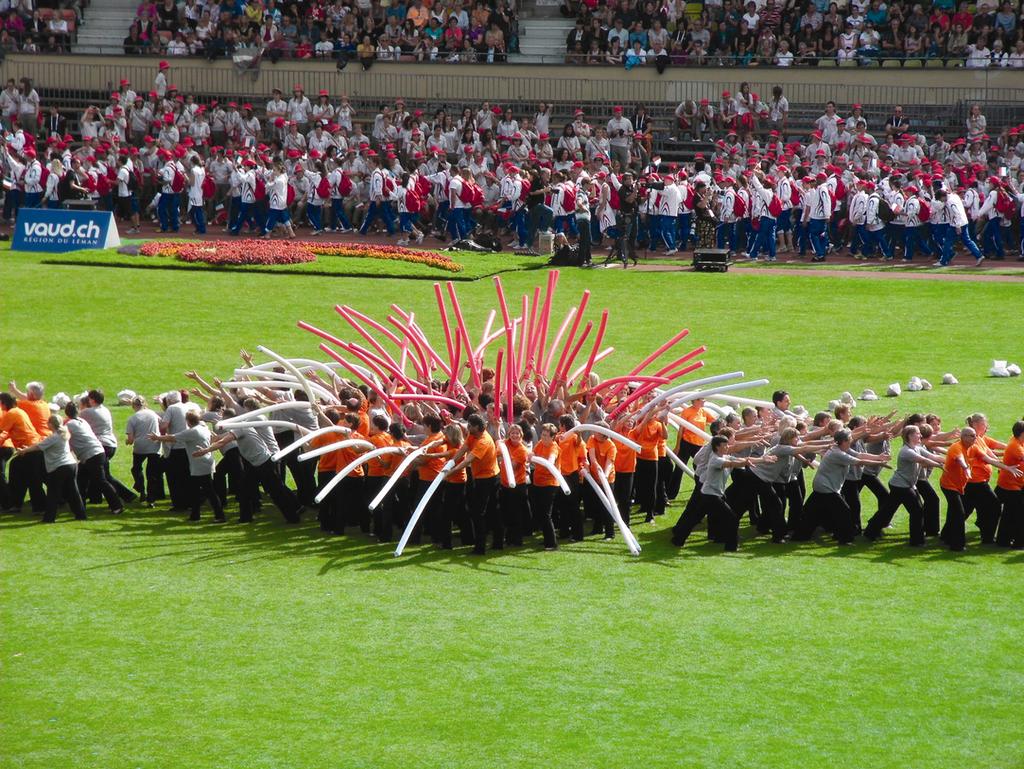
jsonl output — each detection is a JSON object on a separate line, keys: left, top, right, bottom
{"left": 2, "top": 502, "right": 1014, "bottom": 573}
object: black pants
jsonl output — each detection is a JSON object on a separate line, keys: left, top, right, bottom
{"left": 469, "top": 475, "right": 499, "bottom": 554}
{"left": 917, "top": 479, "right": 941, "bottom": 536}
{"left": 103, "top": 446, "right": 136, "bottom": 502}
{"left": 7, "top": 450, "right": 46, "bottom": 512}
{"left": 214, "top": 446, "right": 242, "bottom": 507}
{"left": 995, "top": 487, "right": 1022, "bottom": 547}
{"left": 794, "top": 490, "right": 856, "bottom": 543}
{"left": 411, "top": 478, "right": 444, "bottom": 545}
{"left": 241, "top": 459, "right": 301, "bottom": 522}
{"left": 499, "top": 485, "right": 528, "bottom": 546}
{"left": 582, "top": 477, "right": 614, "bottom": 537}
{"left": 667, "top": 440, "right": 699, "bottom": 500}
{"left": 865, "top": 484, "right": 925, "bottom": 544}
{"left": 0, "top": 445, "right": 12, "bottom": 509}
{"left": 77, "top": 453, "right": 122, "bottom": 513}
{"left": 784, "top": 476, "right": 805, "bottom": 531}
{"left": 964, "top": 481, "right": 1000, "bottom": 543}
{"left": 318, "top": 469, "right": 338, "bottom": 531}
{"left": 941, "top": 487, "right": 967, "bottom": 551}
{"left": 751, "top": 475, "right": 787, "bottom": 541}
{"left": 341, "top": 475, "right": 366, "bottom": 532}
{"left": 726, "top": 467, "right": 759, "bottom": 527}
{"left": 131, "top": 453, "right": 163, "bottom": 503}
{"left": 841, "top": 479, "right": 862, "bottom": 534}
{"left": 189, "top": 474, "right": 224, "bottom": 520}
{"left": 280, "top": 430, "right": 318, "bottom": 506}
{"left": 613, "top": 472, "right": 634, "bottom": 525}
{"left": 634, "top": 458, "right": 658, "bottom": 518}
{"left": 860, "top": 474, "right": 889, "bottom": 514}
{"left": 556, "top": 473, "right": 583, "bottom": 540}
{"left": 671, "top": 476, "right": 703, "bottom": 544}
{"left": 530, "top": 485, "right": 558, "bottom": 549}
{"left": 673, "top": 492, "right": 738, "bottom": 551}
{"left": 364, "top": 475, "right": 389, "bottom": 540}
{"left": 43, "top": 464, "right": 85, "bottom": 522}
{"left": 437, "top": 480, "right": 464, "bottom": 549}
{"left": 655, "top": 455, "right": 671, "bottom": 514}
{"left": 577, "top": 215, "right": 592, "bottom": 264}
{"left": 166, "top": 448, "right": 191, "bottom": 510}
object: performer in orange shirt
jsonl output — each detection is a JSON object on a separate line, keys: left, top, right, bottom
{"left": 410, "top": 413, "right": 447, "bottom": 546}
{"left": 584, "top": 425, "right": 618, "bottom": 539}
{"left": 309, "top": 409, "right": 345, "bottom": 533}
{"left": 995, "top": 421, "right": 1024, "bottom": 548}
{"left": 336, "top": 412, "right": 369, "bottom": 534}
{"left": 438, "top": 423, "right": 468, "bottom": 550}
{"left": 530, "top": 424, "right": 561, "bottom": 550}
{"left": 556, "top": 414, "right": 587, "bottom": 541}
{"left": 667, "top": 396, "right": 716, "bottom": 500}
{"left": 634, "top": 411, "right": 667, "bottom": 524}
{"left": 963, "top": 412, "right": 1009, "bottom": 544}
{"left": 365, "top": 414, "right": 395, "bottom": 542}
{"left": 612, "top": 420, "right": 639, "bottom": 525}
{"left": 449, "top": 414, "right": 500, "bottom": 554}
{"left": 0, "top": 392, "right": 43, "bottom": 514}
{"left": 498, "top": 424, "right": 530, "bottom": 547}
{"left": 382, "top": 422, "right": 413, "bottom": 537}
{"left": 940, "top": 428, "right": 975, "bottom": 552}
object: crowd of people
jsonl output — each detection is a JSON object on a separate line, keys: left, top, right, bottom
{"left": 3, "top": 66, "right": 1023, "bottom": 264}
{"left": 0, "top": 1, "right": 85, "bottom": 55}
{"left": 124, "top": 0, "right": 519, "bottom": 64}
{"left": 2, "top": 372, "right": 1022, "bottom": 556}
{"left": 562, "top": 0, "right": 1024, "bottom": 69}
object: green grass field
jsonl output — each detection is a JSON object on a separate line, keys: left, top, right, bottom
{"left": 2, "top": 246, "right": 1023, "bottom": 769}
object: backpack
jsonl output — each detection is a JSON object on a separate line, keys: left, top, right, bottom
{"left": 254, "top": 176, "right": 266, "bottom": 201}
{"left": 95, "top": 173, "right": 111, "bottom": 197}
{"left": 406, "top": 187, "right": 422, "bottom": 213}
{"left": 458, "top": 179, "right": 475, "bottom": 204}
{"left": 382, "top": 175, "right": 396, "bottom": 197}
{"left": 127, "top": 169, "right": 139, "bottom": 193}
{"left": 561, "top": 183, "right": 577, "bottom": 212}
{"left": 732, "top": 192, "right": 746, "bottom": 218}
{"left": 39, "top": 165, "right": 49, "bottom": 190}
{"left": 518, "top": 178, "right": 531, "bottom": 204}
{"left": 683, "top": 186, "right": 695, "bottom": 210}
{"left": 337, "top": 173, "right": 353, "bottom": 197}
{"left": 790, "top": 184, "right": 802, "bottom": 207}
{"left": 875, "top": 195, "right": 895, "bottom": 223}
{"left": 316, "top": 176, "right": 331, "bottom": 199}
{"left": 201, "top": 174, "right": 215, "bottom": 198}
{"left": 768, "top": 194, "right": 783, "bottom": 218}
{"left": 171, "top": 167, "right": 186, "bottom": 193}
{"left": 995, "top": 190, "right": 1015, "bottom": 217}
{"left": 916, "top": 199, "right": 930, "bottom": 222}
{"left": 286, "top": 183, "right": 296, "bottom": 205}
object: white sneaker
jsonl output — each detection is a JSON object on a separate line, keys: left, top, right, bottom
{"left": 664, "top": 248, "right": 678, "bottom": 256}
{"left": 396, "top": 239, "right": 409, "bottom": 246}
{"left": 415, "top": 233, "right": 425, "bottom": 243}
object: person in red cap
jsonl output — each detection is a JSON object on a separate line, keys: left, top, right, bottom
{"left": 803, "top": 172, "right": 833, "bottom": 261}
{"left": 976, "top": 176, "right": 1009, "bottom": 259}
{"left": 157, "top": 148, "right": 183, "bottom": 232}
{"left": 261, "top": 159, "right": 297, "bottom": 239}
{"left": 155, "top": 61, "right": 170, "bottom": 100}
{"left": 850, "top": 178, "right": 894, "bottom": 260}
{"left": 607, "top": 106, "right": 633, "bottom": 168}
{"left": 358, "top": 151, "right": 397, "bottom": 236}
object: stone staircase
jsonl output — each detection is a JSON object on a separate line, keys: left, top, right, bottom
{"left": 512, "top": 15, "right": 577, "bottom": 65}
{"left": 74, "top": 0, "right": 139, "bottom": 55}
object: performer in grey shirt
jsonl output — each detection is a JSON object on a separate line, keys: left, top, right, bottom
{"left": 864, "top": 425, "right": 944, "bottom": 545}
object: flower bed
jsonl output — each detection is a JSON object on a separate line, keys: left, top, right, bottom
{"left": 138, "top": 239, "right": 463, "bottom": 272}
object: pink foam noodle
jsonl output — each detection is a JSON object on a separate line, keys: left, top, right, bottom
{"left": 493, "top": 276, "right": 516, "bottom": 424}
{"left": 348, "top": 341, "right": 424, "bottom": 393}
{"left": 446, "top": 282, "right": 480, "bottom": 389}
{"left": 433, "top": 283, "right": 456, "bottom": 372}
{"left": 391, "top": 393, "right": 466, "bottom": 410}
{"left": 479, "top": 309, "right": 496, "bottom": 354}
{"left": 517, "top": 294, "right": 529, "bottom": 382}
{"left": 551, "top": 320, "right": 592, "bottom": 394}
{"left": 548, "top": 290, "right": 590, "bottom": 382}
{"left": 587, "top": 375, "right": 671, "bottom": 395}
{"left": 445, "top": 329, "right": 462, "bottom": 396}
{"left": 533, "top": 270, "right": 559, "bottom": 376}
{"left": 567, "top": 347, "right": 615, "bottom": 386}
{"left": 580, "top": 309, "right": 609, "bottom": 385}
{"left": 542, "top": 307, "right": 576, "bottom": 379}
{"left": 651, "top": 345, "right": 707, "bottom": 378}
{"left": 606, "top": 361, "right": 705, "bottom": 421}
{"left": 493, "top": 348, "right": 504, "bottom": 424}
{"left": 335, "top": 304, "right": 404, "bottom": 372}
{"left": 523, "top": 285, "right": 541, "bottom": 375}
{"left": 406, "top": 318, "right": 451, "bottom": 379}
{"left": 386, "top": 315, "right": 432, "bottom": 381}
{"left": 298, "top": 320, "right": 348, "bottom": 350}
{"left": 318, "top": 343, "right": 412, "bottom": 427}
{"left": 607, "top": 328, "right": 691, "bottom": 400}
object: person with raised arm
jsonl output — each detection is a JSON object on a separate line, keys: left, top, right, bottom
{"left": 149, "top": 411, "right": 223, "bottom": 522}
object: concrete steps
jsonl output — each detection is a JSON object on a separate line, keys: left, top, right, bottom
{"left": 514, "top": 17, "right": 576, "bottom": 64}
{"left": 75, "top": 0, "right": 139, "bottom": 55}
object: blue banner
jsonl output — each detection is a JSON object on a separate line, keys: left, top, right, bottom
{"left": 12, "top": 208, "right": 121, "bottom": 252}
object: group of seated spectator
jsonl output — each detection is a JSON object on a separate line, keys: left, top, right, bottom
{"left": 562, "top": 0, "right": 1024, "bottom": 69}
{"left": 1, "top": 1, "right": 85, "bottom": 55}
{"left": 125, "top": 0, "right": 519, "bottom": 65}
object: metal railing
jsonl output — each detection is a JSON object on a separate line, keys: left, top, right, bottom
{"left": 3, "top": 53, "right": 1021, "bottom": 110}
